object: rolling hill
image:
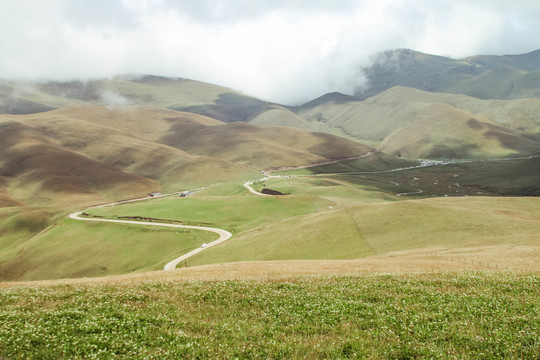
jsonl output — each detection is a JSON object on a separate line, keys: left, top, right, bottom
{"left": 3, "top": 49, "right": 540, "bottom": 161}
{"left": 0, "top": 76, "right": 260, "bottom": 116}
{"left": 1, "top": 105, "right": 371, "bottom": 204}
{"left": 0, "top": 104, "right": 373, "bottom": 268}
{"left": 359, "top": 48, "right": 540, "bottom": 99}
{"left": 1, "top": 47, "right": 539, "bottom": 283}
{"left": 294, "top": 86, "right": 540, "bottom": 158}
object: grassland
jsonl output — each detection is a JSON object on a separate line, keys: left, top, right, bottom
{"left": 295, "top": 86, "right": 540, "bottom": 159}
{"left": 0, "top": 216, "right": 216, "bottom": 281}
{"left": 0, "top": 76, "right": 244, "bottom": 114}
{"left": 2, "top": 151, "right": 539, "bottom": 282}
{"left": 1, "top": 272, "right": 538, "bottom": 359}
{"left": 71, "top": 166, "right": 539, "bottom": 274}
{"left": 360, "top": 48, "right": 540, "bottom": 100}
{"left": 1, "top": 104, "right": 375, "bottom": 281}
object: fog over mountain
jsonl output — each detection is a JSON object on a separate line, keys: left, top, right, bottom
{"left": 1, "top": 0, "right": 540, "bottom": 104}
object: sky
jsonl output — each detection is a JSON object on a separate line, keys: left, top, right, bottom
{"left": 1, "top": 0, "right": 540, "bottom": 104}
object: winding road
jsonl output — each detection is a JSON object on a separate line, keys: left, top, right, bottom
{"left": 242, "top": 175, "right": 284, "bottom": 197}
{"left": 396, "top": 189, "right": 424, "bottom": 197}
{"left": 70, "top": 175, "right": 282, "bottom": 271}
{"left": 69, "top": 153, "right": 538, "bottom": 271}
{"left": 243, "top": 180, "right": 271, "bottom": 197}
{"left": 69, "top": 193, "right": 232, "bottom": 271}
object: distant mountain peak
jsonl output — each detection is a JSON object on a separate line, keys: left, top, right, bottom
{"left": 300, "top": 92, "right": 362, "bottom": 109}
{"left": 359, "top": 48, "right": 540, "bottom": 100}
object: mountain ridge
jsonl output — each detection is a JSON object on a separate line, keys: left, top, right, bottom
{"left": 358, "top": 48, "right": 540, "bottom": 99}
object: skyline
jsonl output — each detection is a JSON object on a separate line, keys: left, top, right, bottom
{"left": 1, "top": 0, "right": 540, "bottom": 104}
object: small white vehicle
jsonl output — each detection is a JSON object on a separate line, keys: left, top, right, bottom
{"left": 201, "top": 243, "right": 207, "bottom": 248}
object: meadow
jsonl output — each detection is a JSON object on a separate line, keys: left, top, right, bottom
{"left": 81, "top": 172, "right": 540, "bottom": 272}
{"left": 0, "top": 151, "right": 537, "bottom": 282}
{"left": 1, "top": 272, "right": 538, "bottom": 359}
{"left": 0, "top": 216, "right": 216, "bottom": 281}
{"left": 2, "top": 158, "right": 537, "bottom": 282}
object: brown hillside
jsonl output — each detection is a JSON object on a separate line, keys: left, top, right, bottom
{"left": 297, "top": 86, "right": 540, "bottom": 158}
{"left": 0, "top": 107, "right": 255, "bottom": 208}
{"left": 162, "top": 121, "right": 372, "bottom": 169}
{"left": 1, "top": 105, "right": 372, "bottom": 208}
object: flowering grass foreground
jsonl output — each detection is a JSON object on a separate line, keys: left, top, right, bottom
{"left": 0, "top": 272, "right": 538, "bottom": 359}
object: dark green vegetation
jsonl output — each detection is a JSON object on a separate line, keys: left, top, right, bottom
{"left": 1, "top": 273, "right": 538, "bottom": 359}
{"left": 296, "top": 155, "right": 540, "bottom": 196}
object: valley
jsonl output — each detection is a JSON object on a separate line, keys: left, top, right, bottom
{"left": 0, "top": 47, "right": 539, "bottom": 359}
{"left": 2, "top": 153, "right": 533, "bottom": 281}
{"left": 1, "top": 54, "right": 540, "bottom": 281}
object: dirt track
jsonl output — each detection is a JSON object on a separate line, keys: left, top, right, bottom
{"left": 68, "top": 190, "right": 232, "bottom": 271}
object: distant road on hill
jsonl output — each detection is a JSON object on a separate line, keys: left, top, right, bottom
{"left": 68, "top": 187, "right": 232, "bottom": 271}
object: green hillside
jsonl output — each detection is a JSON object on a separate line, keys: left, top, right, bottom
{"left": 360, "top": 48, "right": 540, "bottom": 99}
{"left": 1, "top": 48, "right": 540, "bottom": 283}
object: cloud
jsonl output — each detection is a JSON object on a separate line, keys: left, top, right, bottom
{"left": 100, "top": 89, "right": 132, "bottom": 107}
{"left": 0, "top": 0, "right": 539, "bottom": 104}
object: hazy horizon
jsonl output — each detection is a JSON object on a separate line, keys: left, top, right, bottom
{"left": 1, "top": 0, "right": 540, "bottom": 104}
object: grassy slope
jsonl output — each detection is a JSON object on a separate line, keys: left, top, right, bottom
{"left": 247, "top": 105, "right": 317, "bottom": 131}
{"left": 75, "top": 176, "right": 540, "bottom": 273}
{"left": 296, "top": 86, "right": 540, "bottom": 158}
{"left": 0, "top": 76, "right": 241, "bottom": 114}
{"left": 87, "top": 185, "right": 332, "bottom": 234}
{"left": 1, "top": 106, "right": 261, "bottom": 194}
{"left": 2, "top": 152, "right": 539, "bottom": 280}
{"left": 1, "top": 273, "right": 538, "bottom": 359}
{"left": 0, "top": 217, "right": 216, "bottom": 281}
{"left": 0, "top": 207, "right": 57, "bottom": 253}
{"left": 1, "top": 102, "right": 370, "bottom": 208}
{"left": 361, "top": 48, "right": 540, "bottom": 99}
{"left": 454, "top": 66, "right": 540, "bottom": 100}
{"left": 1, "top": 106, "right": 369, "bottom": 202}
{"left": 0, "top": 182, "right": 332, "bottom": 280}
{"left": 0, "top": 105, "right": 376, "bottom": 281}
{"left": 162, "top": 120, "right": 372, "bottom": 169}
{"left": 187, "top": 190, "right": 540, "bottom": 267}
{"left": 348, "top": 197, "right": 540, "bottom": 253}
{"left": 1, "top": 76, "right": 296, "bottom": 127}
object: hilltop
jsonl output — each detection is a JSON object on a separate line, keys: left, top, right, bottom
{"left": 3, "top": 49, "right": 540, "bottom": 161}
{"left": 359, "top": 48, "right": 540, "bottom": 99}
{"left": 294, "top": 86, "right": 540, "bottom": 158}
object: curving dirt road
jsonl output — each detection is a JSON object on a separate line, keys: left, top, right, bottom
{"left": 396, "top": 189, "right": 424, "bottom": 197}
{"left": 69, "top": 201, "right": 232, "bottom": 271}
{"left": 242, "top": 180, "right": 272, "bottom": 196}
